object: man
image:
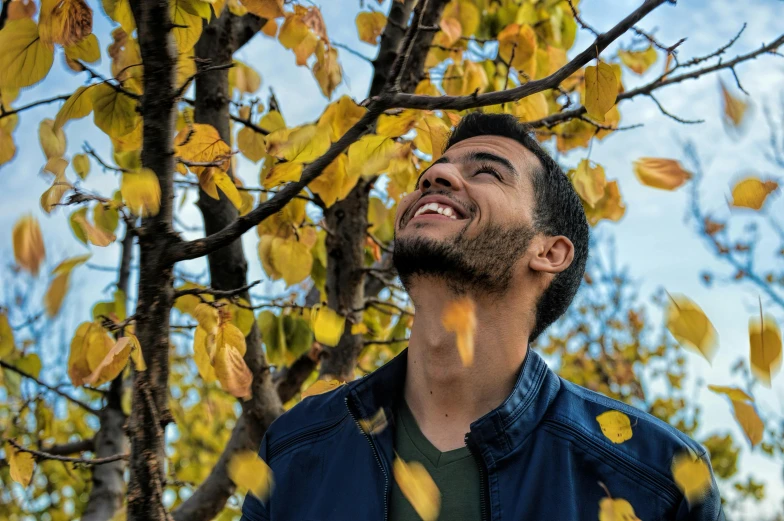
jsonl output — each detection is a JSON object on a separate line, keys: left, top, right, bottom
{"left": 241, "top": 112, "right": 723, "bottom": 520}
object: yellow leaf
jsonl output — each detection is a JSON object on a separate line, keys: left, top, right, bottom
{"left": 64, "top": 33, "right": 100, "bottom": 64}
{"left": 72, "top": 213, "right": 116, "bottom": 247}
{"left": 347, "top": 134, "right": 398, "bottom": 179}
{"left": 570, "top": 159, "right": 607, "bottom": 208}
{"left": 94, "top": 201, "right": 119, "bottom": 235}
{"left": 497, "top": 23, "right": 537, "bottom": 70}
{"left": 509, "top": 92, "right": 548, "bottom": 122}
{"left": 442, "top": 60, "right": 489, "bottom": 97}
{"left": 240, "top": 0, "right": 283, "bottom": 18}
{"left": 39, "top": 0, "right": 92, "bottom": 47}
{"left": 73, "top": 153, "right": 91, "bottom": 179}
{"left": 270, "top": 236, "right": 313, "bottom": 286}
{"left": 356, "top": 11, "right": 386, "bottom": 45}
{"left": 595, "top": 410, "right": 633, "bottom": 444}
{"left": 671, "top": 452, "right": 711, "bottom": 505}
{"left": 228, "top": 450, "right": 274, "bottom": 500}
{"left": 0, "top": 19, "right": 55, "bottom": 89}
{"left": 69, "top": 207, "right": 89, "bottom": 244}
{"left": 599, "top": 497, "right": 641, "bottom": 521}
{"left": 122, "top": 169, "right": 161, "bottom": 217}
{"left": 317, "top": 95, "right": 364, "bottom": 141}
{"left": 583, "top": 62, "right": 618, "bottom": 123}
{"left": 175, "top": 123, "right": 231, "bottom": 174}
{"left": 313, "top": 43, "right": 342, "bottom": 99}
{"left": 7, "top": 0, "right": 37, "bottom": 21}
{"left": 309, "top": 154, "right": 357, "bottom": 207}
{"left": 0, "top": 312, "right": 15, "bottom": 359}
{"left": 279, "top": 8, "right": 319, "bottom": 66}
{"left": 358, "top": 408, "right": 388, "bottom": 435}
{"left": 54, "top": 86, "right": 94, "bottom": 131}
{"left": 633, "top": 157, "right": 692, "bottom": 191}
{"left": 45, "top": 254, "right": 90, "bottom": 317}
{"left": 127, "top": 333, "right": 145, "bottom": 371}
{"left": 214, "top": 342, "right": 252, "bottom": 399}
{"left": 267, "top": 124, "right": 331, "bottom": 163}
{"left": 210, "top": 170, "right": 242, "bottom": 209}
{"left": 438, "top": 17, "right": 462, "bottom": 47}
{"left": 707, "top": 385, "right": 753, "bottom": 403}
{"left": 13, "top": 215, "right": 46, "bottom": 276}
{"left": 83, "top": 337, "right": 132, "bottom": 386}
{"left": 310, "top": 305, "right": 345, "bottom": 347}
{"left": 377, "top": 110, "right": 421, "bottom": 138}
{"left": 443, "top": 0, "right": 479, "bottom": 37}
{"left": 217, "top": 321, "right": 247, "bottom": 358}
{"left": 258, "top": 235, "right": 283, "bottom": 280}
{"left": 229, "top": 60, "right": 262, "bottom": 95}
{"left": 261, "top": 18, "right": 278, "bottom": 37}
{"left": 731, "top": 400, "right": 764, "bottom": 447}
{"left": 393, "top": 457, "right": 440, "bottom": 521}
{"left": 666, "top": 294, "right": 718, "bottom": 363}
{"left": 0, "top": 126, "right": 15, "bottom": 166}
{"left": 68, "top": 321, "right": 113, "bottom": 386}
{"left": 720, "top": 81, "right": 748, "bottom": 128}
{"left": 618, "top": 46, "right": 658, "bottom": 75}
{"left": 301, "top": 378, "right": 344, "bottom": 398}
{"left": 441, "top": 297, "right": 475, "bottom": 367}
{"left": 170, "top": 0, "right": 202, "bottom": 52}
{"left": 6, "top": 443, "right": 34, "bottom": 486}
{"left": 91, "top": 84, "right": 139, "bottom": 138}
{"left": 39, "top": 119, "right": 67, "bottom": 160}
{"left": 749, "top": 311, "right": 782, "bottom": 387}
{"left": 193, "top": 326, "right": 217, "bottom": 383}
{"left": 238, "top": 127, "right": 266, "bottom": 162}
{"left": 40, "top": 171, "right": 71, "bottom": 213}
{"left": 413, "top": 114, "right": 450, "bottom": 159}
{"left": 730, "top": 177, "right": 778, "bottom": 210}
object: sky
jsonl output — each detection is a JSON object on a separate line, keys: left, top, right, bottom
{"left": 1, "top": 0, "right": 783, "bottom": 516}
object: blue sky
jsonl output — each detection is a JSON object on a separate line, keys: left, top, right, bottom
{"left": 1, "top": 0, "right": 783, "bottom": 515}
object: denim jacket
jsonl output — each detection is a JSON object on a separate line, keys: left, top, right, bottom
{"left": 241, "top": 348, "right": 724, "bottom": 520}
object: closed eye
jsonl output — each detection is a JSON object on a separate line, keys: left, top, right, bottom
{"left": 475, "top": 163, "right": 501, "bottom": 179}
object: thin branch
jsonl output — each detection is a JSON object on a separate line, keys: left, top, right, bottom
{"left": 77, "top": 61, "right": 141, "bottom": 100}
{"left": 84, "top": 144, "right": 127, "bottom": 173}
{"left": 0, "top": 360, "right": 99, "bottom": 415}
{"left": 680, "top": 23, "right": 746, "bottom": 69}
{"left": 332, "top": 41, "right": 374, "bottom": 63}
{"left": 4, "top": 438, "right": 128, "bottom": 466}
{"left": 0, "top": 95, "right": 71, "bottom": 121}
{"left": 364, "top": 338, "right": 409, "bottom": 345}
{"left": 45, "top": 438, "right": 96, "bottom": 456}
{"left": 175, "top": 62, "right": 234, "bottom": 99}
{"left": 647, "top": 93, "right": 704, "bottom": 124}
{"left": 172, "top": 280, "right": 260, "bottom": 299}
{"left": 567, "top": 0, "right": 599, "bottom": 37}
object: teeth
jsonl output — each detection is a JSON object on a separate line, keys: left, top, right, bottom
{"left": 414, "top": 201, "right": 459, "bottom": 219}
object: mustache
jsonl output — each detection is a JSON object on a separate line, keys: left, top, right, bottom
{"left": 400, "top": 190, "right": 476, "bottom": 227}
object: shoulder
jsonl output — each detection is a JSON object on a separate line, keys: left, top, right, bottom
{"left": 545, "top": 377, "right": 707, "bottom": 479}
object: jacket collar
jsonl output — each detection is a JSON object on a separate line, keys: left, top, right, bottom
{"left": 347, "top": 346, "right": 560, "bottom": 460}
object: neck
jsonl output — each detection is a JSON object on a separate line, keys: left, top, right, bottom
{"left": 403, "top": 278, "right": 533, "bottom": 451}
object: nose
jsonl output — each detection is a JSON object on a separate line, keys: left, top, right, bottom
{"left": 419, "top": 162, "right": 463, "bottom": 192}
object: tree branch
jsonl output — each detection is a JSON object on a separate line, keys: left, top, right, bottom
{"left": 172, "top": 280, "right": 260, "bottom": 299}
{"left": 0, "top": 360, "right": 99, "bottom": 414}
{"left": 4, "top": 438, "right": 127, "bottom": 466}
{"left": 45, "top": 438, "right": 96, "bottom": 456}
{"left": 0, "top": 94, "right": 71, "bottom": 121}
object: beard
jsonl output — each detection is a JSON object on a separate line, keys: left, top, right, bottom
{"left": 393, "top": 218, "right": 535, "bottom": 296}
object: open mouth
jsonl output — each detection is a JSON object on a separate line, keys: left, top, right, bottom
{"left": 407, "top": 195, "right": 468, "bottom": 225}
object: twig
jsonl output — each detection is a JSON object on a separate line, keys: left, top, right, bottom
{"left": 84, "top": 144, "right": 127, "bottom": 173}
{"left": 173, "top": 281, "right": 260, "bottom": 299}
{"left": 0, "top": 360, "right": 99, "bottom": 414}
{"left": 364, "top": 338, "right": 409, "bottom": 345}
{"left": 647, "top": 94, "right": 704, "bottom": 124}
{"left": 4, "top": 438, "right": 127, "bottom": 466}
{"left": 567, "top": 0, "right": 599, "bottom": 37}
{"left": 176, "top": 62, "right": 235, "bottom": 99}
{"left": 77, "top": 61, "right": 141, "bottom": 100}
{"left": 0, "top": 95, "right": 71, "bottom": 121}
{"left": 332, "top": 41, "right": 374, "bottom": 63}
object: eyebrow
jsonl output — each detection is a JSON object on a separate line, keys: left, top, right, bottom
{"left": 417, "top": 150, "right": 518, "bottom": 187}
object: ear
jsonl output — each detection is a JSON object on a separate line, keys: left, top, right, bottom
{"left": 528, "top": 235, "right": 574, "bottom": 274}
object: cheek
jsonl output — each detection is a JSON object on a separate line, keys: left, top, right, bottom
{"left": 395, "top": 193, "right": 419, "bottom": 228}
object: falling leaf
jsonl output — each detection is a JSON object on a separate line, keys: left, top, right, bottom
{"left": 310, "top": 305, "right": 345, "bottom": 347}
{"left": 122, "top": 169, "right": 161, "bottom": 217}
{"left": 749, "top": 311, "right": 782, "bottom": 387}
{"left": 44, "top": 254, "right": 90, "bottom": 317}
{"left": 571, "top": 160, "right": 607, "bottom": 208}
{"left": 671, "top": 451, "right": 711, "bottom": 505}
{"left": 599, "top": 497, "right": 641, "bottom": 521}
{"left": 13, "top": 215, "right": 46, "bottom": 276}
{"left": 359, "top": 408, "right": 388, "bottom": 435}
{"left": 633, "top": 158, "right": 691, "bottom": 191}
{"left": 731, "top": 400, "right": 764, "bottom": 447}
{"left": 730, "top": 177, "right": 778, "bottom": 210}
{"left": 356, "top": 11, "right": 386, "bottom": 45}
{"left": 393, "top": 457, "right": 440, "bottom": 521}
{"left": 618, "top": 46, "right": 658, "bottom": 75}
{"left": 720, "top": 81, "right": 748, "bottom": 128}
{"left": 707, "top": 385, "right": 753, "bottom": 403}
{"left": 665, "top": 294, "right": 718, "bottom": 363}
{"left": 596, "top": 410, "right": 633, "bottom": 444}
{"left": 0, "top": 19, "right": 55, "bottom": 89}
{"left": 301, "top": 378, "right": 344, "bottom": 398}
{"left": 583, "top": 62, "right": 618, "bottom": 123}
{"left": 441, "top": 297, "right": 476, "bottom": 367}
{"left": 5, "top": 442, "right": 34, "bottom": 486}
{"left": 228, "top": 450, "right": 274, "bottom": 500}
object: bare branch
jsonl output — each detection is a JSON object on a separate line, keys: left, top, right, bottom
{"left": 4, "top": 438, "right": 128, "bottom": 466}
{"left": 0, "top": 360, "right": 99, "bottom": 414}
{"left": 647, "top": 93, "right": 704, "bottom": 124}
{"left": 175, "top": 62, "right": 234, "bottom": 99}
{"left": 173, "top": 280, "right": 260, "bottom": 299}
{"left": 0, "top": 94, "right": 71, "bottom": 121}
{"left": 332, "top": 41, "right": 374, "bottom": 63}
{"left": 46, "top": 438, "right": 96, "bottom": 456}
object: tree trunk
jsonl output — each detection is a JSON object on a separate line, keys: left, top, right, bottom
{"left": 127, "top": 1, "right": 178, "bottom": 519}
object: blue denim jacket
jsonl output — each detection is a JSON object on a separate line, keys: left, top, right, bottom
{"left": 241, "top": 348, "right": 724, "bottom": 520}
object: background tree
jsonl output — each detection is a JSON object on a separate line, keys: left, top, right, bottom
{"left": 0, "top": 0, "right": 782, "bottom": 519}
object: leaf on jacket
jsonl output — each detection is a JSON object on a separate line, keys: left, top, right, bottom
{"left": 598, "top": 496, "right": 640, "bottom": 521}
{"left": 441, "top": 297, "right": 476, "bottom": 367}
{"left": 228, "top": 449, "right": 274, "bottom": 500}
{"left": 595, "top": 410, "right": 633, "bottom": 444}
{"left": 358, "top": 408, "right": 388, "bottom": 436}
{"left": 301, "top": 378, "right": 343, "bottom": 398}
{"left": 671, "top": 451, "right": 711, "bottom": 505}
{"left": 393, "top": 456, "right": 440, "bottom": 521}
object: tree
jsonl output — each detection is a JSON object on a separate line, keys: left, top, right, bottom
{"left": 0, "top": 0, "right": 782, "bottom": 519}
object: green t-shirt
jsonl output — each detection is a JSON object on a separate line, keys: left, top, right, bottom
{"left": 390, "top": 401, "right": 481, "bottom": 521}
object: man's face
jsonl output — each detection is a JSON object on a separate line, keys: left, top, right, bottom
{"left": 393, "top": 134, "right": 541, "bottom": 294}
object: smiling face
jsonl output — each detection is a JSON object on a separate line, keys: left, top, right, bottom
{"left": 393, "top": 134, "right": 543, "bottom": 295}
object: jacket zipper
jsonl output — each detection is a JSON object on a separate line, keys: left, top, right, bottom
{"left": 465, "top": 433, "right": 490, "bottom": 521}
{"left": 266, "top": 415, "right": 346, "bottom": 461}
{"left": 346, "top": 396, "right": 390, "bottom": 521}
{"left": 543, "top": 418, "right": 681, "bottom": 503}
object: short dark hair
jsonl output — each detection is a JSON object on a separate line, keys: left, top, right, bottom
{"left": 445, "top": 112, "right": 590, "bottom": 342}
